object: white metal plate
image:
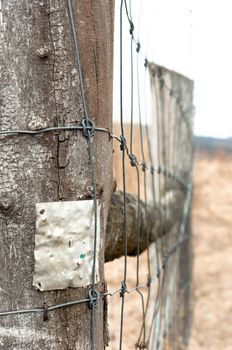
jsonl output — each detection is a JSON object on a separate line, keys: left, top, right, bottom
{"left": 33, "top": 200, "right": 101, "bottom": 291}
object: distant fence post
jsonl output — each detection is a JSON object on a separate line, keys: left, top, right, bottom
{"left": 148, "top": 63, "right": 194, "bottom": 348}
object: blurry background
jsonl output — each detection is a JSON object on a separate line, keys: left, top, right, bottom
{"left": 113, "top": 0, "right": 232, "bottom": 138}
{"left": 106, "top": 0, "right": 232, "bottom": 349}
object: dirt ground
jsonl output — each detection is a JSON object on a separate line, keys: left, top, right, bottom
{"left": 188, "top": 151, "right": 232, "bottom": 350}
{"left": 105, "top": 150, "right": 232, "bottom": 349}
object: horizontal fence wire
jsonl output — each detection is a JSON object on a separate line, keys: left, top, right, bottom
{"left": 0, "top": 0, "right": 194, "bottom": 349}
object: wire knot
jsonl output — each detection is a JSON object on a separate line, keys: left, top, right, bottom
{"left": 119, "top": 281, "right": 127, "bottom": 297}
{"left": 144, "top": 57, "right": 148, "bottom": 68}
{"left": 157, "top": 165, "right": 162, "bottom": 174}
{"left": 147, "top": 276, "right": 152, "bottom": 288}
{"left": 82, "top": 118, "right": 95, "bottom": 138}
{"left": 129, "top": 153, "right": 137, "bottom": 167}
{"left": 150, "top": 164, "right": 155, "bottom": 175}
{"left": 129, "top": 20, "right": 134, "bottom": 35}
{"left": 120, "top": 135, "right": 127, "bottom": 151}
{"left": 136, "top": 41, "right": 141, "bottom": 53}
{"left": 88, "top": 288, "right": 100, "bottom": 310}
{"left": 141, "top": 161, "right": 147, "bottom": 172}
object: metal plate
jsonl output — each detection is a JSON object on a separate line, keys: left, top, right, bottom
{"left": 33, "top": 200, "right": 101, "bottom": 291}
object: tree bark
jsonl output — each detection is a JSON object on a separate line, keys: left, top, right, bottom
{"left": 0, "top": 1, "right": 114, "bottom": 349}
{"left": 105, "top": 189, "right": 185, "bottom": 262}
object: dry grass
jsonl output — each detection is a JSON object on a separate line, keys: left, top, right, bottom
{"left": 188, "top": 151, "right": 232, "bottom": 350}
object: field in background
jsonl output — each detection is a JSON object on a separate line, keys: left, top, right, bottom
{"left": 188, "top": 150, "right": 232, "bottom": 350}
{"left": 105, "top": 124, "right": 232, "bottom": 349}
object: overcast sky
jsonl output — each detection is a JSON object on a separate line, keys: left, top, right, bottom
{"left": 113, "top": 0, "right": 231, "bottom": 139}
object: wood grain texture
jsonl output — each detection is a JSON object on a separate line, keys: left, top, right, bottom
{"left": 0, "top": 0, "right": 114, "bottom": 349}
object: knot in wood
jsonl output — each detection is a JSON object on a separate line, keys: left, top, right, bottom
{"left": 27, "top": 116, "right": 48, "bottom": 131}
{"left": 0, "top": 197, "right": 14, "bottom": 214}
{"left": 36, "top": 46, "right": 50, "bottom": 59}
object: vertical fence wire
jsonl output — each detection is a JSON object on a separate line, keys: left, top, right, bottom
{"left": 119, "top": 1, "right": 128, "bottom": 349}
{"left": 66, "top": 1, "right": 99, "bottom": 348}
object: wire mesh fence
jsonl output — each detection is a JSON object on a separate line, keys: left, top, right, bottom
{"left": 106, "top": 1, "right": 194, "bottom": 348}
{"left": 106, "top": 67, "right": 194, "bottom": 349}
{"left": 0, "top": 0, "right": 194, "bottom": 349}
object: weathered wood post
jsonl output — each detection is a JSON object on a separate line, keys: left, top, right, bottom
{"left": 148, "top": 63, "right": 194, "bottom": 348}
{"left": 0, "top": 1, "right": 114, "bottom": 348}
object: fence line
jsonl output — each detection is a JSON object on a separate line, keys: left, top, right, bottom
{"left": 110, "top": 1, "right": 194, "bottom": 348}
